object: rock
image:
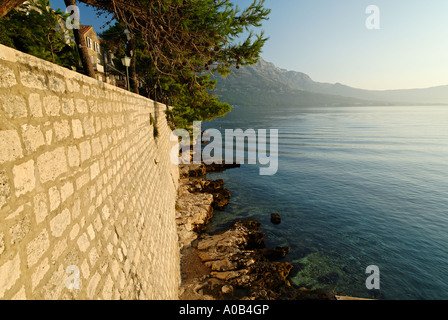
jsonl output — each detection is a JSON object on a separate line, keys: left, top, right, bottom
{"left": 179, "top": 164, "right": 206, "bottom": 178}
{"left": 205, "top": 162, "right": 240, "bottom": 173}
{"left": 176, "top": 193, "right": 214, "bottom": 249}
{"left": 201, "top": 179, "right": 231, "bottom": 211}
{"left": 176, "top": 151, "right": 338, "bottom": 300}
{"left": 193, "top": 219, "right": 295, "bottom": 299}
{"left": 260, "top": 246, "right": 290, "bottom": 261}
{"left": 270, "top": 213, "right": 281, "bottom": 225}
{"left": 212, "top": 196, "right": 229, "bottom": 211}
{"left": 221, "top": 285, "right": 234, "bottom": 295}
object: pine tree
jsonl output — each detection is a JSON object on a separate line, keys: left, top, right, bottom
{"left": 98, "top": 0, "right": 270, "bottom": 128}
{"left": 0, "top": 0, "right": 80, "bottom": 70}
{"left": 0, "top": 0, "right": 26, "bottom": 18}
{"left": 1, "top": 0, "right": 270, "bottom": 127}
{"left": 63, "top": 0, "right": 96, "bottom": 78}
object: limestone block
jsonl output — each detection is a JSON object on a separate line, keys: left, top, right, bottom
{"left": 87, "top": 272, "right": 101, "bottom": 299}
{"left": 88, "top": 247, "right": 99, "bottom": 266}
{"left": 9, "top": 214, "right": 31, "bottom": 244}
{"left": 86, "top": 224, "right": 95, "bottom": 240}
{"left": 77, "top": 233, "right": 90, "bottom": 252}
{"left": 31, "top": 258, "right": 50, "bottom": 291}
{"left": 13, "top": 160, "right": 36, "bottom": 197}
{"left": 53, "top": 120, "right": 71, "bottom": 142}
{"left": 11, "top": 286, "right": 26, "bottom": 300}
{"left": 37, "top": 147, "right": 68, "bottom": 184}
{"left": 79, "top": 140, "right": 91, "bottom": 163}
{"left": 26, "top": 229, "right": 50, "bottom": 267}
{"left": 21, "top": 124, "right": 45, "bottom": 153}
{"left": 0, "top": 171, "right": 10, "bottom": 209}
{"left": 88, "top": 99, "right": 98, "bottom": 113}
{"left": 33, "top": 193, "right": 48, "bottom": 224}
{"left": 82, "top": 85, "right": 90, "bottom": 97}
{"left": 102, "top": 274, "right": 114, "bottom": 299}
{"left": 43, "top": 95, "right": 61, "bottom": 117}
{"left": 90, "top": 162, "right": 100, "bottom": 180}
{"left": 81, "top": 259, "right": 90, "bottom": 280}
{"left": 66, "top": 79, "right": 80, "bottom": 93}
{"left": 48, "top": 186, "right": 60, "bottom": 212}
{"left": 69, "top": 224, "right": 80, "bottom": 240}
{"left": 91, "top": 137, "right": 102, "bottom": 157}
{"left": 60, "top": 181, "right": 74, "bottom": 203}
{"left": 67, "top": 146, "right": 80, "bottom": 168}
{"left": 0, "top": 130, "right": 23, "bottom": 164}
{"left": 45, "top": 130, "right": 53, "bottom": 145}
{"left": 51, "top": 238, "right": 68, "bottom": 263}
{"left": 0, "top": 253, "right": 21, "bottom": 298}
{"left": 28, "top": 93, "right": 43, "bottom": 118}
{"left": 40, "top": 264, "right": 65, "bottom": 300}
{"left": 72, "top": 119, "right": 83, "bottom": 139}
{"left": 48, "top": 76, "right": 66, "bottom": 93}
{"left": 20, "top": 70, "right": 46, "bottom": 90}
{"left": 75, "top": 173, "right": 89, "bottom": 190}
{"left": 62, "top": 98, "right": 74, "bottom": 116}
{"left": 49, "top": 208, "right": 71, "bottom": 238}
{"left": 0, "top": 65, "right": 17, "bottom": 88}
{"left": 75, "top": 99, "right": 88, "bottom": 114}
{"left": 0, "top": 94, "right": 27, "bottom": 118}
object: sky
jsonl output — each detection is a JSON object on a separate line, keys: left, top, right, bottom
{"left": 50, "top": 0, "right": 448, "bottom": 90}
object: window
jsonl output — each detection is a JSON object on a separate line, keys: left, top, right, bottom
{"left": 97, "top": 53, "right": 102, "bottom": 65}
{"left": 86, "top": 37, "right": 92, "bottom": 49}
{"left": 94, "top": 42, "right": 100, "bottom": 53}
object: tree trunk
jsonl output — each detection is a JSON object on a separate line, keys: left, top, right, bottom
{"left": 128, "top": 36, "right": 139, "bottom": 94}
{"left": 64, "top": 0, "right": 96, "bottom": 78}
{"left": 0, "top": 0, "right": 26, "bottom": 18}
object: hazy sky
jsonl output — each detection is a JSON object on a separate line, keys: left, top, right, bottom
{"left": 51, "top": 0, "right": 448, "bottom": 90}
{"left": 257, "top": 0, "right": 448, "bottom": 90}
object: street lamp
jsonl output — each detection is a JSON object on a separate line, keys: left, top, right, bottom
{"left": 121, "top": 56, "right": 131, "bottom": 91}
{"left": 124, "top": 28, "right": 131, "bottom": 41}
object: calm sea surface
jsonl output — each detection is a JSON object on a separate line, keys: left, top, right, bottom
{"left": 202, "top": 105, "right": 448, "bottom": 300}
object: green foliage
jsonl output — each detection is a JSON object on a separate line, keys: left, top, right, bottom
{"left": 0, "top": 0, "right": 80, "bottom": 69}
{"left": 99, "top": 0, "right": 270, "bottom": 129}
{"left": 149, "top": 114, "right": 159, "bottom": 138}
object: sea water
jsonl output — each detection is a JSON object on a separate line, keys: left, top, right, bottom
{"left": 203, "top": 105, "right": 448, "bottom": 300}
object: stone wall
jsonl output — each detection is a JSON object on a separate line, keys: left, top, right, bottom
{"left": 0, "top": 44, "right": 180, "bottom": 300}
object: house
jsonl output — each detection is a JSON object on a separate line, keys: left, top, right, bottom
{"left": 11, "top": 3, "right": 126, "bottom": 87}
{"left": 79, "top": 25, "right": 127, "bottom": 88}
{"left": 79, "top": 25, "right": 104, "bottom": 79}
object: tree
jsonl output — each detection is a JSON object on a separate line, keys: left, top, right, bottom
{"left": 63, "top": 0, "right": 96, "bottom": 78}
{"left": 98, "top": 1, "right": 270, "bottom": 128}
{"left": 1, "top": 0, "right": 270, "bottom": 127}
{"left": 0, "top": 0, "right": 26, "bottom": 18}
{"left": 82, "top": 0, "right": 269, "bottom": 75}
{"left": 0, "top": 0, "right": 97, "bottom": 78}
{"left": 0, "top": 0, "right": 80, "bottom": 69}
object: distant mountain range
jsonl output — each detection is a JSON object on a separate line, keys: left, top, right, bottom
{"left": 211, "top": 58, "right": 448, "bottom": 107}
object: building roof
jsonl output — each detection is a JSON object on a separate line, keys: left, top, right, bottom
{"left": 79, "top": 25, "right": 93, "bottom": 36}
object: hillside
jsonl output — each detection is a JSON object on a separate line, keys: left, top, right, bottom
{"left": 211, "top": 58, "right": 448, "bottom": 106}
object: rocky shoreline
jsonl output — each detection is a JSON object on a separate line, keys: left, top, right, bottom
{"left": 175, "top": 162, "right": 338, "bottom": 300}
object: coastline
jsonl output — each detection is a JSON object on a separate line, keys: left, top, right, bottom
{"left": 175, "top": 160, "right": 338, "bottom": 300}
